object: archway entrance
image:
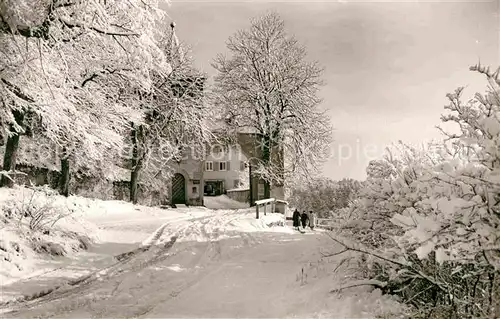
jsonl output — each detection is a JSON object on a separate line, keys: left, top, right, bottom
{"left": 171, "top": 173, "right": 186, "bottom": 205}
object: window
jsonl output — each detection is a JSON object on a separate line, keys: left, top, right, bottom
{"left": 234, "top": 180, "right": 239, "bottom": 188}
{"left": 219, "top": 161, "right": 227, "bottom": 171}
{"left": 205, "top": 161, "right": 213, "bottom": 171}
{"left": 213, "top": 145, "right": 222, "bottom": 154}
{"left": 211, "top": 145, "right": 224, "bottom": 160}
{"left": 240, "top": 161, "right": 246, "bottom": 171}
{"left": 192, "top": 186, "right": 197, "bottom": 194}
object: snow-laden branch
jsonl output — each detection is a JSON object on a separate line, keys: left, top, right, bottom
{"left": 211, "top": 12, "right": 332, "bottom": 187}
{"left": 0, "top": 0, "right": 172, "bottom": 190}
{"left": 330, "top": 280, "right": 388, "bottom": 293}
{"left": 331, "top": 67, "right": 500, "bottom": 317}
{"left": 58, "top": 17, "right": 140, "bottom": 37}
{"left": 120, "top": 31, "right": 215, "bottom": 198}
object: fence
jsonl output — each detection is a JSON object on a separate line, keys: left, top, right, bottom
{"left": 315, "top": 218, "right": 336, "bottom": 230}
{"left": 254, "top": 198, "right": 289, "bottom": 219}
{"left": 225, "top": 188, "right": 250, "bottom": 203}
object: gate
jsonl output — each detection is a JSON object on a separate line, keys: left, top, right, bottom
{"left": 171, "top": 173, "right": 186, "bottom": 205}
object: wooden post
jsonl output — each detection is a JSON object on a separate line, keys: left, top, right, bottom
{"left": 249, "top": 163, "right": 253, "bottom": 206}
{"left": 255, "top": 198, "right": 274, "bottom": 219}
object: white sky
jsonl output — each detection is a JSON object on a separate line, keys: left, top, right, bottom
{"left": 168, "top": 0, "right": 500, "bottom": 180}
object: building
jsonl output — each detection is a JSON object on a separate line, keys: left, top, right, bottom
{"left": 165, "top": 21, "right": 206, "bottom": 207}
{"left": 169, "top": 147, "right": 205, "bottom": 206}
{"left": 165, "top": 22, "right": 285, "bottom": 208}
{"left": 168, "top": 133, "right": 286, "bottom": 207}
{"left": 203, "top": 144, "right": 249, "bottom": 196}
{"left": 235, "top": 132, "right": 285, "bottom": 206}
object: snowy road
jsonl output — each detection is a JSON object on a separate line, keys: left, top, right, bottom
{"left": 2, "top": 231, "right": 335, "bottom": 318}
{"left": 0, "top": 191, "right": 403, "bottom": 318}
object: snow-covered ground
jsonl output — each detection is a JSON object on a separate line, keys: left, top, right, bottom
{"left": 203, "top": 194, "right": 250, "bottom": 210}
{"left": 0, "top": 187, "right": 287, "bottom": 301}
{"left": 0, "top": 186, "right": 190, "bottom": 287}
{"left": 0, "top": 188, "right": 404, "bottom": 318}
{"left": 1, "top": 232, "right": 404, "bottom": 319}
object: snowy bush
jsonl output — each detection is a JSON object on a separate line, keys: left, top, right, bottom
{"left": 0, "top": 185, "right": 98, "bottom": 284}
{"left": 333, "top": 65, "right": 500, "bottom": 318}
{"left": 339, "top": 141, "right": 443, "bottom": 248}
{"left": 2, "top": 185, "right": 70, "bottom": 232}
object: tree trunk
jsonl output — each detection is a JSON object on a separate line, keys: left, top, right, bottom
{"left": 249, "top": 161, "right": 253, "bottom": 206}
{"left": 262, "top": 135, "right": 271, "bottom": 199}
{"left": 0, "top": 110, "right": 24, "bottom": 188}
{"left": 129, "top": 124, "right": 144, "bottom": 204}
{"left": 59, "top": 148, "right": 70, "bottom": 197}
{"left": 130, "top": 168, "right": 139, "bottom": 204}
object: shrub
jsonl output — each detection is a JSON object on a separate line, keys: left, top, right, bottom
{"left": 331, "top": 65, "right": 500, "bottom": 318}
{"left": 3, "top": 185, "right": 70, "bottom": 232}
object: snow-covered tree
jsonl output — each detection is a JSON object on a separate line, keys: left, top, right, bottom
{"left": 331, "top": 66, "right": 500, "bottom": 318}
{"left": 125, "top": 23, "right": 214, "bottom": 203}
{"left": 288, "top": 177, "right": 361, "bottom": 218}
{"left": 0, "top": 0, "right": 171, "bottom": 194}
{"left": 237, "top": 163, "right": 250, "bottom": 189}
{"left": 211, "top": 12, "right": 332, "bottom": 199}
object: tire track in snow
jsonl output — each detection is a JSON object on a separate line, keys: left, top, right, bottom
{"left": 133, "top": 230, "right": 258, "bottom": 318}
{"left": 0, "top": 225, "right": 178, "bottom": 315}
{"left": 1, "top": 237, "right": 180, "bottom": 319}
{"left": 7, "top": 210, "right": 235, "bottom": 309}
{"left": 1, "top": 209, "right": 266, "bottom": 317}
{"left": 131, "top": 211, "right": 256, "bottom": 318}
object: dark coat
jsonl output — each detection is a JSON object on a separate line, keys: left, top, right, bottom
{"left": 301, "top": 212, "right": 309, "bottom": 228}
{"left": 292, "top": 210, "right": 301, "bottom": 227}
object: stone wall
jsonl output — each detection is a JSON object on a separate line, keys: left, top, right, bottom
{"left": 1, "top": 163, "right": 165, "bottom": 207}
{"left": 7, "top": 163, "right": 117, "bottom": 200}
{"left": 9, "top": 164, "right": 60, "bottom": 189}
{"left": 113, "top": 181, "right": 166, "bottom": 206}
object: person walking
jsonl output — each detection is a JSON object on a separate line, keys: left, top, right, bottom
{"left": 309, "top": 211, "right": 316, "bottom": 230}
{"left": 292, "top": 209, "right": 301, "bottom": 231}
{"left": 301, "top": 211, "right": 309, "bottom": 229}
